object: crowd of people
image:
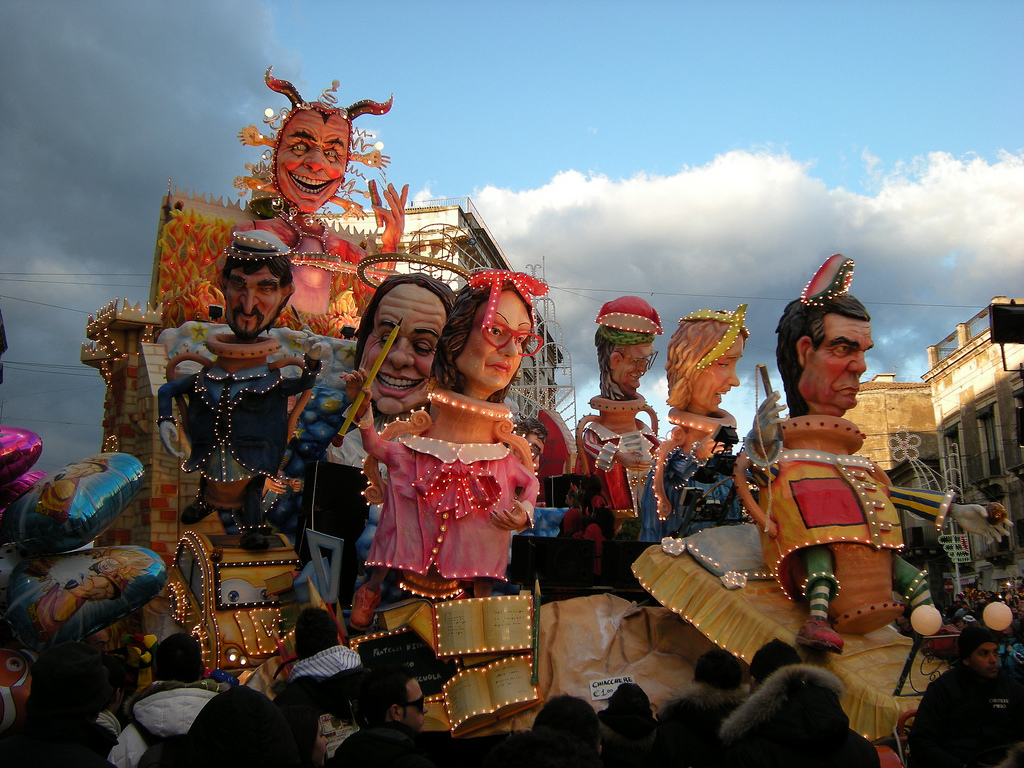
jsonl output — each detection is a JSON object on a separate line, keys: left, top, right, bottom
{"left": 8, "top": 608, "right": 1024, "bottom": 767}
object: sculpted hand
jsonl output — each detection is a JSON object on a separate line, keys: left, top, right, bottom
{"left": 491, "top": 501, "right": 530, "bottom": 531}
{"left": 753, "top": 390, "right": 784, "bottom": 446}
{"left": 371, "top": 181, "right": 409, "bottom": 253}
{"left": 745, "top": 391, "right": 785, "bottom": 464}
{"left": 617, "top": 449, "right": 651, "bottom": 469}
{"left": 360, "top": 149, "right": 392, "bottom": 169}
{"left": 159, "top": 420, "right": 185, "bottom": 459}
{"left": 951, "top": 503, "right": 1013, "bottom": 544}
{"left": 238, "top": 126, "right": 271, "bottom": 147}
{"left": 344, "top": 368, "right": 372, "bottom": 420}
{"left": 298, "top": 327, "right": 327, "bottom": 361}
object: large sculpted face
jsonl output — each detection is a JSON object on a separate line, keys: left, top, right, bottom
{"left": 689, "top": 336, "right": 744, "bottom": 417}
{"left": 275, "top": 110, "right": 350, "bottom": 213}
{"left": 455, "top": 290, "right": 530, "bottom": 401}
{"left": 608, "top": 341, "right": 656, "bottom": 399}
{"left": 221, "top": 265, "right": 294, "bottom": 341}
{"left": 360, "top": 283, "right": 448, "bottom": 415}
{"left": 796, "top": 313, "right": 872, "bottom": 417}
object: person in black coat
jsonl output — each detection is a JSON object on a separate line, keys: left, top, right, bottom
{"left": 652, "top": 648, "right": 746, "bottom": 767}
{"left": 910, "top": 625, "right": 1024, "bottom": 768}
{"left": 273, "top": 608, "right": 363, "bottom": 723}
{"left": 718, "top": 639, "right": 879, "bottom": 768}
{"left": 175, "top": 686, "right": 303, "bottom": 768}
{"left": 327, "top": 665, "right": 435, "bottom": 768}
{"left": 597, "top": 683, "right": 657, "bottom": 768}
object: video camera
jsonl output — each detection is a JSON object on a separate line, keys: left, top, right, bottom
{"left": 691, "top": 424, "right": 740, "bottom": 483}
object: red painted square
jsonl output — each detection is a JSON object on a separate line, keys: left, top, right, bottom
{"left": 791, "top": 477, "right": 865, "bottom": 527}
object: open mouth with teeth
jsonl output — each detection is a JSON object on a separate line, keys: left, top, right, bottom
{"left": 376, "top": 372, "right": 424, "bottom": 392}
{"left": 289, "top": 173, "right": 336, "bottom": 195}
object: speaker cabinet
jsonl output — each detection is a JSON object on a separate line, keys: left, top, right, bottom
{"left": 510, "top": 535, "right": 595, "bottom": 588}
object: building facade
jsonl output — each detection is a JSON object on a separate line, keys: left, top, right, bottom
{"left": 923, "top": 298, "right": 1024, "bottom": 592}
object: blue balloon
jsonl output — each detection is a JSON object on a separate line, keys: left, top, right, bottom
{"left": 0, "top": 453, "right": 143, "bottom": 554}
{"left": 4, "top": 546, "right": 168, "bottom": 649}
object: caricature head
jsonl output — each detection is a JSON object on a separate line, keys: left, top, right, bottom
{"left": 219, "top": 231, "right": 295, "bottom": 341}
{"left": 666, "top": 306, "right": 748, "bottom": 417}
{"left": 355, "top": 274, "right": 454, "bottom": 415}
{"left": 595, "top": 296, "right": 663, "bottom": 401}
{"left": 431, "top": 272, "right": 545, "bottom": 404}
{"left": 275, "top": 109, "right": 351, "bottom": 214}
{"left": 265, "top": 69, "right": 392, "bottom": 214}
{"left": 776, "top": 293, "right": 871, "bottom": 418}
{"left": 514, "top": 416, "right": 549, "bottom": 472}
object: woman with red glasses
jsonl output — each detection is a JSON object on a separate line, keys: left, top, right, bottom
{"left": 348, "top": 271, "right": 545, "bottom": 628}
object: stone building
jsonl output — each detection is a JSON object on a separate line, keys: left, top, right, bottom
{"left": 923, "top": 298, "right": 1024, "bottom": 591}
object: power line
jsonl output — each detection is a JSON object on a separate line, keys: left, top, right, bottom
{"left": 546, "top": 284, "right": 989, "bottom": 310}
{"left": 10, "top": 417, "right": 103, "bottom": 428}
{"left": 2, "top": 278, "right": 149, "bottom": 287}
{"left": 3, "top": 363, "right": 99, "bottom": 379}
{"left": 0, "top": 294, "right": 93, "bottom": 314}
{"left": 0, "top": 272, "right": 149, "bottom": 276}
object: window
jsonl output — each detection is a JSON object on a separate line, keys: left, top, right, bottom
{"left": 942, "top": 424, "right": 963, "bottom": 488}
{"left": 978, "top": 407, "right": 1001, "bottom": 476}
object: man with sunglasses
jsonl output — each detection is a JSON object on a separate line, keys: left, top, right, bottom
{"left": 327, "top": 665, "right": 435, "bottom": 767}
{"left": 576, "top": 296, "right": 663, "bottom": 523}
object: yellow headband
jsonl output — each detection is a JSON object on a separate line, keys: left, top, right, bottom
{"left": 682, "top": 304, "right": 748, "bottom": 370}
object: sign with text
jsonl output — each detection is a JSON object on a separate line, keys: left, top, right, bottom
{"left": 351, "top": 627, "right": 458, "bottom": 697}
{"left": 589, "top": 674, "right": 636, "bottom": 700}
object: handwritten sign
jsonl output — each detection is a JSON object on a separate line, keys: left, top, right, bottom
{"left": 589, "top": 674, "right": 636, "bottom": 700}
{"left": 351, "top": 627, "right": 458, "bottom": 697}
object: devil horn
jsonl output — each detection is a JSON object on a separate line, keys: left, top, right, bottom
{"left": 347, "top": 94, "right": 394, "bottom": 120}
{"left": 265, "top": 66, "right": 304, "bottom": 109}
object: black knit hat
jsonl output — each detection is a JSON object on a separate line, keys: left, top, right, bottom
{"left": 181, "top": 686, "right": 302, "bottom": 767}
{"left": 959, "top": 625, "right": 996, "bottom": 660}
{"left": 27, "top": 641, "right": 113, "bottom": 719}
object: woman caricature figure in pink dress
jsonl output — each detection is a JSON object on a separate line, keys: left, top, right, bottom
{"left": 348, "top": 271, "right": 546, "bottom": 628}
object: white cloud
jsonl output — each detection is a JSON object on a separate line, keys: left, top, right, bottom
{"left": 477, "top": 149, "right": 1024, "bottom": 439}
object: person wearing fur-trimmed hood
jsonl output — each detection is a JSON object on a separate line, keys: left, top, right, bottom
{"left": 652, "top": 649, "right": 746, "bottom": 767}
{"left": 717, "top": 640, "right": 878, "bottom": 767}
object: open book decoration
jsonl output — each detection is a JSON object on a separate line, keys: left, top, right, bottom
{"left": 442, "top": 654, "right": 541, "bottom": 737}
{"left": 434, "top": 594, "right": 534, "bottom": 658}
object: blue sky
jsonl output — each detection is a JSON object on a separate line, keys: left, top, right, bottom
{"left": 270, "top": 1, "right": 1022, "bottom": 195}
{"left": 1, "top": 0, "right": 1022, "bottom": 472}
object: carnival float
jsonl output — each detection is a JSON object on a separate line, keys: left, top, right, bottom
{"left": 0, "top": 68, "right": 1015, "bottom": 767}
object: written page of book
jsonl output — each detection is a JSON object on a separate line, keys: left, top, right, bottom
{"left": 435, "top": 594, "right": 533, "bottom": 657}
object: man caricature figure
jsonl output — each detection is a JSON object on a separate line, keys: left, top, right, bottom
{"left": 742, "top": 255, "right": 1009, "bottom": 652}
{"left": 159, "top": 231, "right": 321, "bottom": 549}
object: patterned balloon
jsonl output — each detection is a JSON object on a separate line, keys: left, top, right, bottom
{"left": 0, "top": 646, "right": 35, "bottom": 737}
{"left": 3, "top": 546, "right": 168, "bottom": 650}
{"left": 0, "top": 471, "right": 46, "bottom": 517}
{"left": 0, "top": 453, "right": 143, "bottom": 554}
{"left": 0, "top": 426, "right": 43, "bottom": 487}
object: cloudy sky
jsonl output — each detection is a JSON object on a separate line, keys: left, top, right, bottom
{"left": 1, "top": 0, "right": 1022, "bottom": 473}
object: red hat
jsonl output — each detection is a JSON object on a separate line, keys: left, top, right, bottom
{"left": 595, "top": 296, "right": 663, "bottom": 335}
